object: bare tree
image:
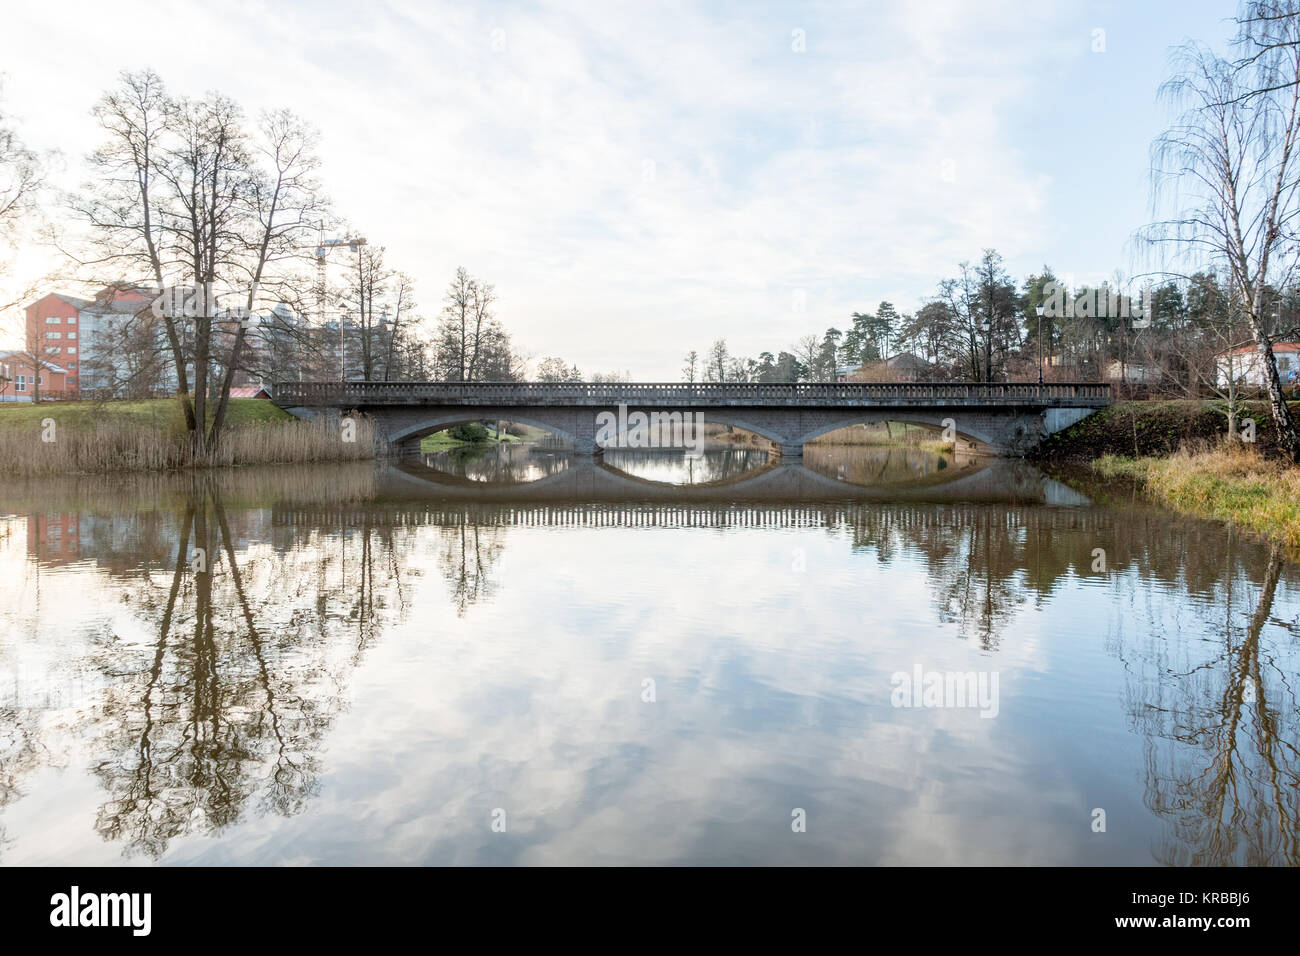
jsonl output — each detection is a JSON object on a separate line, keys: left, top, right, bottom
{"left": 682, "top": 350, "right": 698, "bottom": 383}
{"left": 433, "top": 268, "right": 515, "bottom": 381}
{"left": 347, "top": 244, "right": 391, "bottom": 381}
{"left": 1145, "top": 23, "right": 1300, "bottom": 459}
{"left": 435, "top": 267, "right": 474, "bottom": 381}
{"left": 79, "top": 312, "right": 169, "bottom": 398}
{"left": 77, "top": 71, "right": 194, "bottom": 426}
{"left": 76, "top": 72, "right": 326, "bottom": 456}
{"left": 0, "top": 85, "right": 49, "bottom": 392}
{"left": 466, "top": 276, "right": 497, "bottom": 381}
{"left": 706, "top": 338, "right": 730, "bottom": 383}
{"left": 209, "top": 108, "right": 326, "bottom": 434}
{"left": 793, "top": 334, "right": 820, "bottom": 381}
{"left": 383, "top": 271, "right": 417, "bottom": 379}
{"left": 937, "top": 264, "right": 982, "bottom": 381}
{"left": 0, "top": 92, "right": 44, "bottom": 313}
{"left": 535, "top": 356, "right": 582, "bottom": 381}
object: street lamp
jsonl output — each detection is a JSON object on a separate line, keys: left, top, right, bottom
{"left": 337, "top": 300, "right": 349, "bottom": 383}
{"left": 1035, "top": 305, "right": 1045, "bottom": 386}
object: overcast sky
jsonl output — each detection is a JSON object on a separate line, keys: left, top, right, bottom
{"left": 1, "top": 0, "right": 1238, "bottom": 377}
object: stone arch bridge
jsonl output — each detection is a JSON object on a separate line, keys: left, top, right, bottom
{"left": 273, "top": 381, "right": 1112, "bottom": 457}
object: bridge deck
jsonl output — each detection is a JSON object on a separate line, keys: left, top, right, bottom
{"left": 274, "top": 381, "right": 1112, "bottom": 408}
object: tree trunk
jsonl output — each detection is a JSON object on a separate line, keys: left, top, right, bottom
{"left": 1247, "top": 320, "right": 1300, "bottom": 460}
{"left": 207, "top": 321, "right": 248, "bottom": 453}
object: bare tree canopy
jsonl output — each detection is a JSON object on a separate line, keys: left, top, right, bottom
{"left": 73, "top": 70, "right": 329, "bottom": 455}
{"left": 433, "top": 267, "right": 519, "bottom": 381}
{"left": 0, "top": 84, "right": 44, "bottom": 313}
{"left": 1142, "top": 4, "right": 1300, "bottom": 459}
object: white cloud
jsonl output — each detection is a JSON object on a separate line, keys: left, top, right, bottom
{"left": 2, "top": 0, "right": 1088, "bottom": 373}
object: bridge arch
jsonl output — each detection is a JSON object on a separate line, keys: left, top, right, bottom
{"left": 693, "top": 414, "right": 787, "bottom": 445}
{"left": 387, "top": 414, "right": 581, "bottom": 450}
{"left": 593, "top": 410, "right": 788, "bottom": 448}
{"left": 794, "top": 411, "right": 999, "bottom": 452}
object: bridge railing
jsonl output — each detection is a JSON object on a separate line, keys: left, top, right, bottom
{"left": 272, "top": 380, "right": 1113, "bottom": 406}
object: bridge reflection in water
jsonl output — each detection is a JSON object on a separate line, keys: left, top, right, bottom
{"left": 393, "top": 443, "right": 1089, "bottom": 509}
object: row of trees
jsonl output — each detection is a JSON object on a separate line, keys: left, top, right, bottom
{"left": 677, "top": 252, "right": 1300, "bottom": 391}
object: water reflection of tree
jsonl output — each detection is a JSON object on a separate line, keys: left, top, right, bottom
{"left": 0, "top": 706, "right": 55, "bottom": 861}
{"left": 842, "top": 501, "right": 1300, "bottom": 859}
{"left": 842, "top": 504, "right": 1278, "bottom": 652}
{"left": 847, "top": 506, "right": 1041, "bottom": 649}
{"left": 437, "top": 522, "right": 507, "bottom": 616}
{"left": 87, "top": 477, "right": 411, "bottom": 858}
{"left": 803, "top": 444, "right": 959, "bottom": 486}
{"left": 424, "top": 443, "right": 572, "bottom": 484}
{"left": 1126, "top": 543, "right": 1300, "bottom": 865}
{"left": 600, "top": 447, "right": 770, "bottom": 486}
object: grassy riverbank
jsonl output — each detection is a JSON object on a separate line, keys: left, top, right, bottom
{"left": 0, "top": 396, "right": 290, "bottom": 430}
{"left": 419, "top": 425, "right": 526, "bottom": 453}
{"left": 0, "top": 397, "right": 384, "bottom": 475}
{"left": 1035, "top": 399, "right": 1300, "bottom": 553}
{"left": 1093, "top": 444, "right": 1300, "bottom": 552}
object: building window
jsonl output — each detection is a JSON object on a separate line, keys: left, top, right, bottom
{"left": 45, "top": 316, "right": 60, "bottom": 324}
{"left": 15, "top": 375, "right": 25, "bottom": 392}
{"left": 46, "top": 332, "right": 62, "bottom": 340}
{"left": 67, "top": 316, "right": 76, "bottom": 325}
{"left": 67, "top": 347, "right": 76, "bottom": 355}
{"left": 67, "top": 332, "right": 76, "bottom": 340}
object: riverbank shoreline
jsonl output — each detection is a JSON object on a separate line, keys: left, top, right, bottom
{"left": 1087, "top": 446, "right": 1300, "bottom": 555}
{"left": 1036, "top": 399, "right": 1300, "bottom": 555}
{"left": 0, "top": 398, "right": 385, "bottom": 476}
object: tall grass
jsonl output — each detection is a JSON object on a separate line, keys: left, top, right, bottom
{"left": 1094, "top": 441, "right": 1300, "bottom": 552}
{"left": 0, "top": 416, "right": 387, "bottom": 477}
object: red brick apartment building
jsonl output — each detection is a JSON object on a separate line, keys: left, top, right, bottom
{"left": 24, "top": 512, "right": 82, "bottom": 566}
{"left": 24, "top": 286, "right": 155, "bottom": 398}
{"left": 0, "top": 350, "right": 70, "bottom": 401}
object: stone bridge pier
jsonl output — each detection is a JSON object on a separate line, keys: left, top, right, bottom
{"left": 274, "top": 382, "right": 1111, "bottom": 458}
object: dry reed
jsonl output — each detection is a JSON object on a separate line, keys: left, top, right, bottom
{"left": 0, "top": 416, "right": 388, "bottom": 477}
{"left": 1094, "top": 440, "right": 1300, "bottom": 552}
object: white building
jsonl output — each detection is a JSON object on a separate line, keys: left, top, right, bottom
{"left": 1215, "top": 342, "right": 1300, "bottom": 388}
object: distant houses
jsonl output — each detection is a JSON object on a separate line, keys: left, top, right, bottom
{"left": 24, "top": 286, "right": 166, "bottom": 398}
{"left": 1215, "top": 341, "right": 1300, "bottom": 388}
{"left": 19, "top": 286, "right": 289, "bottom": 401}
{"left": 880, "top": 352, "right": 934, "bottom": 378}
{"left": 839, "top": 353, "right": 934, "bottom": 382}
{"left": 227, "top": 385, "right": 272, "bottom": 400}
{"left": 1103, "top": 359, "right": 1158, "bottom": 385}
{"left": 0, "top": 350, "right": 70, "bottom": 401}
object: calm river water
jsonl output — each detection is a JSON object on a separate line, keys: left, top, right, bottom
{"left": 1, "top": 442, "right": 1297, "bottom": 865}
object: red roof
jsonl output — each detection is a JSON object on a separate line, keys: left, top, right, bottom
{"left": 1215, "top": 341, "right": 1300, "bottom": 356}
{"left": 228, "top": 386, "right": 271, "bottom": 399}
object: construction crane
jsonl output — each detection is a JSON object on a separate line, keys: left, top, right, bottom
{"left": 300, "top": 226, "right": 367, "bottom": 381}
